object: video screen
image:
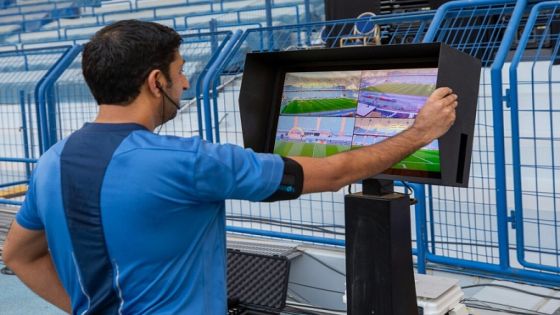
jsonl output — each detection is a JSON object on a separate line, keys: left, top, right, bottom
{"left": 273, "top": 68, "right": 441, "bottom": 176}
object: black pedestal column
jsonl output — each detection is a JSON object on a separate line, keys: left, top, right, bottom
{"left": 345, "top": 179, "right": 418, "bottom": 314}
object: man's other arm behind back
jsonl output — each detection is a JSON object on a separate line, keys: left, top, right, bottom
{"left": 291, "top": 87, "right": 458, "bottom": 194}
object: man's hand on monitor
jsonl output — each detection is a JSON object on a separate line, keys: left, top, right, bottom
{"left": 411, "top": 87, "right": 458, "bottom": 145}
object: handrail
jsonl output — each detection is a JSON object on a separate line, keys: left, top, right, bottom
{"left": 226, "top": 226, "right": 345, "bottom": 246}
{"left": 241, "top": 10, "right": 434, "bottom": 34}
{"left": 183, "top": 3, "right": 300, "bottom": 28}
{"left": 31, "top": 44, "right": 73, "bottom": 153}
{"left": 89, "top": 0, "right": 132, "bottom": 14}
{"left": 0, "top": 180, "right": 29, "bottom": 189}
{"left": 184, "top": 22, "right": 263, "bottom": 35}
{"left": 0, "top": 198, "right": 24, "bottom": 206}
{"left": 0, "top": 44, "right": 69, "bottom": 56}
{"left": 0, "top": 157, "right": 38, "bottom": 163}
{"left": 0, "top": 0, "right": 98, "bottom": 18}
{"left": 201, "top": 30, "right": 243, "bottom": 142}
{"left": 34, "top": 44, "right": 82, "bottom": 153}
{"left": 422, "top": 0, "right": 527, "bottom": 271}
{"left": 423, "top": 0, "right": 517, "bottom": 42}
{"left": 487, "top": 0, "right": 527, "bottom": 271}
{"left": 508, "top": 0, "right": 560, "bottom": 274}
{"left": 190, "top": 31, "right": 233, "bottom": 138}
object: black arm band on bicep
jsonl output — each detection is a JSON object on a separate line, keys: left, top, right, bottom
{"left": 261, "top": 157, "right": 304, "bottom": 202}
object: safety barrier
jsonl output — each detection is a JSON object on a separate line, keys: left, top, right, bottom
{"left": 46, "top": 31, "right": 234, "bottom": 147}
{"left": 0, "top": 46, "right": 71, "bottom": 208}
{"left": 508, "top": 0, "right": 560, "bottom": 278}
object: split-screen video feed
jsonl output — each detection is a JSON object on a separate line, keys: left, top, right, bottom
{"left": 274, "top": 68, "right": 441, "bottom": 174}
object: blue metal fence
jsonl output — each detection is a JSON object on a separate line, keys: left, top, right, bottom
{"left": 45, "top": 32, "right": 234, "bottom": 147}
{"left": 0, "top": 46, "right": 70, "bottom": 208}
{"left": 414, "top": 0, "right": 560, "bottom": 286}
{"left": 421, "top": 0, "right": 523, "bottom": 271}
{"left": 509, "top": 0, "right": 560, "bottom": 276}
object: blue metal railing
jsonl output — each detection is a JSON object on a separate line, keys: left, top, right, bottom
{"left": 418, "top": 0, "right": 560, "bottom": 286}
{"left": 201, "top": 30, "right": 243, "bottom": 142}
{"left": 194, "top": 30, "right": 233, "bottom": 138}
{"left": 0, "top": 0, "right": 99, "bottom": 18}
{"left": 35, "top": 44, "right": 82, "bottom": 153}
{"left": 46, "top": 31, "right": 234, "bottom": 141}
{"left": 422, "top": 0, "right": 526, "bottom": 271}
{"left": 184, "top": 4, "right": 302, "bottom": 29}
{"left": 509, "top": 1, "right": 560, "bottom": 275}
{"left": 0, "top": 46, "right": 70, "bottom": 207}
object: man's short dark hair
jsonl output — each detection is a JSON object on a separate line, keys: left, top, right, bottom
{"left": 82, "top": 20, "right": 182, "bottom": 105}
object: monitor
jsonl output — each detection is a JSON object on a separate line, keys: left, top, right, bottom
{"left": 239, "top": 43, "right": 481, "bottom": 187}
{"left": 274, "top": 68, "right": 441, "bottom": 179}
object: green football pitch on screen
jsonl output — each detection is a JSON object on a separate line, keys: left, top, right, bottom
{"left": 273, "top": 140, "right": 350, "bottom": 158}
{"left": 280, "top": 98, "right": 357, "bottom": 115}
{"left": 391, "top": 148, "right": 441, "bottom": 172}
{"left": 274, "top": 140, "right": 440, "bottom": 172}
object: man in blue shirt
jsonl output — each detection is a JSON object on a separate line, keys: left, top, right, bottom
{"left": 3, "top": 20, "right": 457, "bottom": 314}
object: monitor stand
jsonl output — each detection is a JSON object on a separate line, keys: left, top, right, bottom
{"left": 345, "top": 179, "right": 419, "bottom": 315}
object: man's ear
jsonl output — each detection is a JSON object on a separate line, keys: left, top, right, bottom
{"left": 146, "top": 69, "right": 163, "bottom": 97}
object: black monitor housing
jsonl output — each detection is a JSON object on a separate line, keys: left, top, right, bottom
{"left": 239, "top": 43, "right": 481, "bottom": 187}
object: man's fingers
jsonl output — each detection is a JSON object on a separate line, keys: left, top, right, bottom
{"left": 427, "top": 87, "right": 453, "bottom": 102}
{"left": 435, "top": 94, "right": 457, "bottom": 108}
{"left": 441, "top": 94, "right": 458, "bottom": 106}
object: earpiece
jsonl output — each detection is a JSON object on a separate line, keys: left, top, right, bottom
{"left": 155, "top": 80, "right": 181, "bottom": 110}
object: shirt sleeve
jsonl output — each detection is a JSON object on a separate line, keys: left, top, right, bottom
{"left": 189, "top": 141, "right": 284, "bottom": 202}
{"left": 15, "top": 173, "right": 44, "bottom": 230}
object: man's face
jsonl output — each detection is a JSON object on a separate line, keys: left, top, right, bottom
{"left": 162, "top": 51, "right": 189, "bottom": 122}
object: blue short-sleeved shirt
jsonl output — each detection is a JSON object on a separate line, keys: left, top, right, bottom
{"left": 16, "top": 123, "right": 284, "bottom": 314}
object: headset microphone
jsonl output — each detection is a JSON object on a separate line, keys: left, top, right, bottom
{"left": 156, "top": 81, "right": 181, "bottom": 110}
